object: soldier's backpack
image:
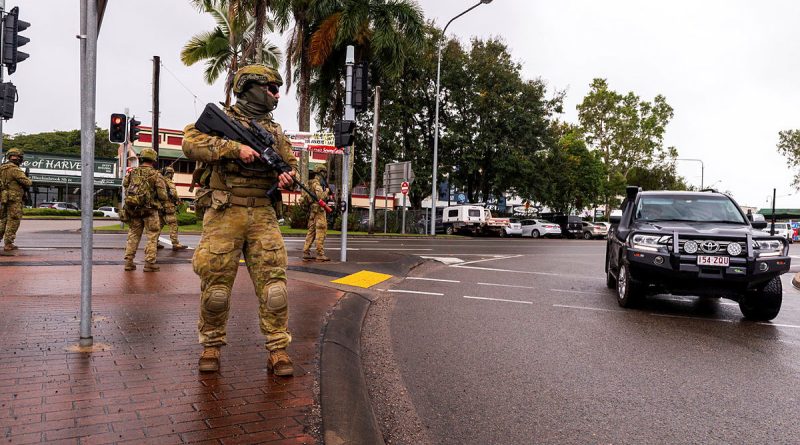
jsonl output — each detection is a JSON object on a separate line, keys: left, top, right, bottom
{"left": 124, "top": 168, "right": 156, "bottom": 214}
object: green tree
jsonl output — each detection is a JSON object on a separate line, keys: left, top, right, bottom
{"left": 182, "top": 0, "right": 282, "bottom": 105}
{"left": 777, "top": 129, "right": 800, "bottom": 188}
{"left": 3, "top": 129, "right": 120, "bottom": 158}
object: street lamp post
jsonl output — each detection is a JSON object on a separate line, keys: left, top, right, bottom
{"left": 675, "top": 158, "right": 704, "bottom": 190}
{"left": 431, "top": 0, "right": 493, "bottom": 236}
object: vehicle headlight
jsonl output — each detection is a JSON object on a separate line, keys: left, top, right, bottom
{"left": 630, "top": 234, "right": 663, "bottom": 252}
{"left": 755, "top": 239, "right": 783, "bottom": 257}
{"left": 684, "top": 240, "right": 698, "bottom": 254}
{"left": 726, "top": 242, "right": 743, "bottom": 256}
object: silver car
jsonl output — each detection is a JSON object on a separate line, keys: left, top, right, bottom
{"left": 582, "top": 221, "right": 609, "bottom": 239}
{"left": 520, "top": 219, "right": 561, "bottom": 238}
{"left": 502, "top": 218, "right": 523, "bottom": 237}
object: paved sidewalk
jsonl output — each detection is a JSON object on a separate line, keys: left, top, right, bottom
{"left": 0, "top": 248, "right": 344, "bottom": 444}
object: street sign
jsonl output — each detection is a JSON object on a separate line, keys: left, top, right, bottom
{"left": 401, "top": 181, "right": 409, "bottom": 195}
{"left": 384, "top": 161, "right": 414, "bottom": 194}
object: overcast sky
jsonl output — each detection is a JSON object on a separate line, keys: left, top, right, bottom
{"left": 7, "top": 0, "right": 800, "bottom": 208}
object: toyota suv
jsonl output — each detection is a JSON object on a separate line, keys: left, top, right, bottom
{"left": 605, "top": 187, "right": 790, "bottom": 321}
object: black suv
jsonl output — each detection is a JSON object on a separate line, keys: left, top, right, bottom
{"left": 605, "top": 187, "right": 790, "bottom": 321}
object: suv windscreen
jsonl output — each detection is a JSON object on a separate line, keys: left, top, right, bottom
{"left": 635, "top": 195, "right": 746, "bottom": 224}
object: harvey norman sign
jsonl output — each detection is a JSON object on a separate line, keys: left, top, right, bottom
{"left": 15, "top": 152, "right": 118, "bottom": 178}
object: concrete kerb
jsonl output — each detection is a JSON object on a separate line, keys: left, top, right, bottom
{"left": 793, "top": 272, "right": 800, "bottom": 291}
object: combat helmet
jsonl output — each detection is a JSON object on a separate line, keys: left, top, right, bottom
{"left": 313, "top": 164, "right": 327, "bottom": 174}
{"left": 232, "top": 64, "right": 283, "bottom": 95}
{"left": 139, "top": 148, "right": 158, "bottom": 162}
{"left": 164, "top": 166, "right": 175, "bottom": 175}
{"left": 5, "top": 148, "right": 23, "bottom": 158}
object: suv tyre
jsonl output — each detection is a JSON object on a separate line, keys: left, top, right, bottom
{"left": 616, "top": 263, "right": 642, "bottom": 308}
{"left": 583, "top": 231, "right": 592, "bottom": 240}
{"left": 739, "top": 276, "right": 782, "bottom": 321}
{"left": 605, "top": 253, "right": 616, "bottom": 289}
{"left": 445, "top": 225, "right": 454, "bottom": 236}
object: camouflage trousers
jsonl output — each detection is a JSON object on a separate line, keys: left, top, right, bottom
{"left": 161, "top": 210, "right": 180, "bottom": 244}
{"left": 124, "top": 209, "right": 161, "bottom": 264}
{"left": 192, "top": 204, "right": 290, "bottom": 351}
{"left": 0, "top": 200, "right": 23, "bottom": 245}
{"left": 303, "top": 210, "right": 328, "bottom": 254}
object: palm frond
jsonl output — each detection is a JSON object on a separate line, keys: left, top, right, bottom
{"left": 309, "top": 12, "right": 340, "bottom": 66}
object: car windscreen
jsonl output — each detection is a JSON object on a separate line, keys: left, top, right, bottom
{"left": 634, "top": 195, "right": 746, "bottom": 224}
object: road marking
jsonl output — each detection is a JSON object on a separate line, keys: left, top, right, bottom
{"left": 456, "top": 254, "right": 523, "bottom": 266}
{"left": 463, "top": 295, "right": 532, "bottom": 305}
{"left": 158, "top": 236, "right": 194, "bottom": 250}
{"left": 650, "top": 313, "right": 734, "bottom": 323}
{"left": 332, "top": 270, "right": 393, "bottom": 288}
{"left": 553, "top": 304, "right": 625, "bottom": 312}
{"left": 419, "top": 256, "right": 464, "bottom": 265}
{"left": 406, "top": 277, "right": 461, "bottom": 283}
{"left": 478, "top": 282, "right": 536, "bottom": 289}
{"left": 361, "top": 248, "right": 433, "bottom": 251}
{"left": 451, "top": 265, "right": 560, "bottom": 276}
{"left": 387, "top": 289, "right": 444, "bottom": 296}
{"left": 550, "top": 289, "right": 609, "bottom": 295}
{"left": 759, "top": 322, "right": 800, "bottom": 329}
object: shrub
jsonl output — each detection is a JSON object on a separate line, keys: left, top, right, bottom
{"left": 288, "top": 204, "right": 310, "bottom": 229}
{"left": 176, "top": 211, "right": 198, "bottom": 226}
{"left": 24, "top": 208, "right": 103, "bottom": 217}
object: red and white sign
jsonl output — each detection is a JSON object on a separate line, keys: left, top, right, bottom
{"left": 285, "top": 131, "right": 342, "bottom": 155}
{"left": 401, "top": 181, "right": 410, "bottom": 195}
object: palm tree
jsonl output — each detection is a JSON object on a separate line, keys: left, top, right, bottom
{"left": 182, "top": 0, "right": 282, "bottom": 105}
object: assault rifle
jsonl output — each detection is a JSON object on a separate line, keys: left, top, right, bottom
{"left": 194, "top": 103, "right": 332, "bottom": 213}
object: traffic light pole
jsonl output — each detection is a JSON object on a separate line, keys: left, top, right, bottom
{"left": 120, "top": 107, "right": 129, "bottom": 229}
{"left": 0, "top": 0, "right": 5, "bottom": 157}
{"left": 340, "top": 45, "right": 355, "bottom": 262}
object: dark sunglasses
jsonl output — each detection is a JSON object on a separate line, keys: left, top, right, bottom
{"left": 265, "top": 84, "right": 280, "bottom": 95}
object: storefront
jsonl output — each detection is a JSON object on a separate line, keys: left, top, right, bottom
{"left": 15, "top": 152, "right": 122, "bottom": 208}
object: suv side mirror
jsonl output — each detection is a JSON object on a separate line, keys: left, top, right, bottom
{"left": 610, "top": 214, "right": 621, "bottom": 224}
{"left": 751, "top": 221, "right": 767, "bottom": 230}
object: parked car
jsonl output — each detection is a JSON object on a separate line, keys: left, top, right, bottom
{"left": 582, "top": 221, "right": 609, "bottom": 239}
{"left": 606, "top": 186, "right": 789, "bottom": 321}
{"left": 520, "top": 219, "right": 561, "bottom": 238}
{"left": 441, "top": 205, "right": 509, "bottom": 236}
{"left": 416, "top": 209, "right": 445, "bottom": 234}
{"left": 545, "top": 214, "right": 583, "bottom": 238}
{"left": 39, "top": 202, "right": 80, "bottom": 211}
{"left": 96, "top": 206, "right": 119, "bottom": 218}
{"left": 763, "top": 222, "right": 793, "bottom": 244}
{"left": 502, "top": 218, "right": 523, "bottom": 237}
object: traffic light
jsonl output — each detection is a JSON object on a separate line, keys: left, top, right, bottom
{"left": 2, "top": 7, "right": 30, "bottom": 75}
{"left": 0, "top": 82, "right": 16, "bottom": 119}
{"left": 109, "top": 113, "right": 127, "bottom": 143}
{"left": 351, "top": 62, "right": 369, "bottom": 113}
{"left": 334, "top": 120, "right": 355, "bottom": 148}
{"left": 128, "top": 117, "right": 141, "bottom": 142}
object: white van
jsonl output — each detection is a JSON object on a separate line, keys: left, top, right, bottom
{"left": 441, "top": 205, "right": 510, "bottom": 236}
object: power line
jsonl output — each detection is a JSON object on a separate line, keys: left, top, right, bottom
{"left": 159, "top": 60, "right": 202, "bottom": 117}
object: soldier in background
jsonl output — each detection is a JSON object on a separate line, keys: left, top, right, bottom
{"left": 160, "top": 167, "right": 188, "bottom": 250}
{"left": 122, "top": 148, "right": 169, "bottom": 272}
{"left": 302, "top": 165, "right": 330, "bottom": 262}
{"left": 0, "top": 148, "right": 32, "bottom": 252}
{"left": 182, "top": 64, "right": 298, "bottom": 376}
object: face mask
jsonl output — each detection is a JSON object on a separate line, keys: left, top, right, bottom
{"left": 10, "top": 157, "right": 22, "bottom": 166}
{"left": 236, "top": 84, "right": 278, "bottom": 118}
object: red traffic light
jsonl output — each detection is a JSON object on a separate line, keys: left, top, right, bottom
{"left": 112, "top": 116, "right": 123, "bottom": 125}
{"left": 109, "top": 113, "right": 127, "bottom": 143}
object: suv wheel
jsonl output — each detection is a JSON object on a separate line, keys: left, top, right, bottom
{"left": 739, "top": 277, "right": 782, "bottom": 321}
{"left": 605, "top": 253, "right": 616, "bottom": 289}
{"left": 445, "top": 225, "right": 454, "bottom": 235}
{"left": 583, "top": 231, "right": 592, "bottom": 240}
{"left": 616, "top": 263, "right": 642, "bottom": 308}
{"left": 532, "top": 229, "right": 540, "bottom": 239}
{"left": 499, "top": 229, "right": 506, "bottom": 238}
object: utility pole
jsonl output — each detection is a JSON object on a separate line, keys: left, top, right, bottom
{"left": 119, "top": 107, "right": 129, "bottom": 229}
{"left": 152, "top": 55, "right": 160, "bottom": 155}
{"left": 340, "top": 46, "right": 355, "bottom": 262}
{"left": 368, "top": 86, "right": 381, "bottom": 234}
{"left": 0, "top": 0, "right": 5, "bottom": 156}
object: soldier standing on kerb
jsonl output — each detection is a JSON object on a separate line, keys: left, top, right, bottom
{"left": 121, "top": 148, "right": 169, "bottom": 272}
{"left": 0, "top": 148, "right": 32, "bottom": 253}
{"left": 302, "top": 164, "right": 331, "bottom": 261}
{"left": 160, "top": 167, "right": 188, "bottom": 250}
{"left": 182, "top": 64, "right": 298, "bottom": 376}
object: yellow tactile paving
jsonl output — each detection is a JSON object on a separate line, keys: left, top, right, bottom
{"left": 332, "top": 270, "right": 393, "bottom": 288}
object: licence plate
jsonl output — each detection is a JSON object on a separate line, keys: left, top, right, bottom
{"left": 697, "top": 255, "right": 729, "bottom": 267}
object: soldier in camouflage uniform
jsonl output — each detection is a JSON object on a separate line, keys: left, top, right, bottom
{"left": 182, "top": 64, "right": 298, "bottom": 376}
{"left": 122, "top": 148, "right": 169, "bottom": 272}
{"left": 0, "top": 148, "right": 32, "bottom": 252}
{"left": 302, "top": 165, "right": 330, "bottom": 261}
{"left": 160, "top": 167, "right": 188, "bottom": 250}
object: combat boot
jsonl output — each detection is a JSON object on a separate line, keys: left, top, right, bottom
{"left": 4, "top": 243, "right": 17, "bottom": 251}
{"left": 143, "top": 263, "right": 160, "bottom": 272}
{"left": 172, "top": 243, "right": 188, "bottom": 250}
{"left": 156, "top": 244, "right": 164, "bottom": 250}
{"left": 199, "top": 346, "right": 221, "bottom": 372}
{"left": 302, "top": 251, "right": 314, "bottom": 260}
{"left": 124, "top": 260, "right": 136, "bottom": 271}
{"left": 268, "top": 349, "right": 294, "bottom": 376}
{"left": 316, "top": 253, "right": 330, "bottom": 262}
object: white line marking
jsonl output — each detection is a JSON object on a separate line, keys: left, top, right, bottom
{"left": 550, "top": 289, "right": 609, "bottom": 295}
{"left": 406, "top": 277, "right": 461, "bottom": 283}
{"left": 361, "top": 248, "right": 433, "bottom": 251}
{"left": 158, "top": 236, "right": 195, "bottom": 250}
{"left": 451, "top": 265, "right": 560, "bottom": 276}
{"left": 553, "top": 304, "right": 625, "bottom": 312}
{"left": 650, "top": 313, "right": 734, "bottom": 323}
{"left": 758, "top": 322, "right": 800, "bottom": 329}
{"left": 464, "top": 296, "right": 532, "bottom": 305}
{"left": 420, "top": 256, "right": 464, "bottom": 264}
{"left": 387, "top": 289, "right": 444, "bottom": 296}
{"left": 456, "top": 254, "right": 523, "bottom": 266}
{"left": 478, "top": 282, "right": 536, "bottom": 289}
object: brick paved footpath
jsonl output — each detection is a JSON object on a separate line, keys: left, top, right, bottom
{"left": 0, "top": 249, "right": 344, "bottom": 445}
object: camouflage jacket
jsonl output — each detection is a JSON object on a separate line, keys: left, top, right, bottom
{"left": 0, "top": 162, "right": 32, "bottom": 202}
{"left": 181, "top": 105, "right": 298, "bottom": 199}
{"left": 309, "top": 177, "right": 329, "bottom": 215}
{"left": 163, "top": 176, "right": 181, "bottom": 213}
{"left": 122, "top": 165, "right": 169, "bottom": 210}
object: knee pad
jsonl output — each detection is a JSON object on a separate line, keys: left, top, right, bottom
{"left": 266, "top": 284, "right": 287, "bottom": 311}
{"left": 204, "top": 285, "right": 230, "bottom": 314}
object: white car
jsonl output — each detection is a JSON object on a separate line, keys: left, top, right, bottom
{"left": 97, "top": 206, "right": 119, "bottom": 218}
{"left": 520, "top": 219, "right": 561, "bottom": 238}
{"left": 763, "top": 222, "right": 794, "bottom": 244}
{"left": 502, "top": 218, "right": 523, "bottom": 237}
